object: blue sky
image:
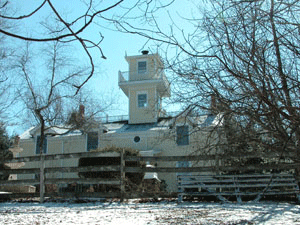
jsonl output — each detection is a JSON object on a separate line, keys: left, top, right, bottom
{"left": 5, "top": 0, "right": 200, "bottom": 135}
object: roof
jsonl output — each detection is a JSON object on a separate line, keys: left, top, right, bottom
{"left": 20, "top": 126, "right": 83, "bottom": 139}
{"left": 103, "top": 114, "right": 223, "bottom": 134}
{"left": 19, "top": 114, "right": 223, "bottom": 139}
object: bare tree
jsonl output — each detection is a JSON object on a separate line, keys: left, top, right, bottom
{"left": 111, "top": 1, "right": 300, "bottom": 163}
{"left": 0, "top": 0, "right": 176, "bottom": 93}
{"left": 0, "top": 3, "right": 17, "bottom": 122}
{"left": 168, "top": 1, "right": 300, "bottom": 162}
{"left": 14, "top": 40, "right": 111, "bottom": 156}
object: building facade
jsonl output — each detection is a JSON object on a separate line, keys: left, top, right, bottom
{"left": 19, "top": 51, "right": 222, "bottom": 192}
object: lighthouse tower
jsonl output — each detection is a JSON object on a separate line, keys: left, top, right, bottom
{"left": 118, "top": 51, "right": 170, "bottom": 124}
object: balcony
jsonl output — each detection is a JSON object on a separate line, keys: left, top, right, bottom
{"left": 118, "top": 69, "right": 170, "bottom": 97}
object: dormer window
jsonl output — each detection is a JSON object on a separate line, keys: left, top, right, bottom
{"left": 138, "top": 61, "right": 147, "bottom": 74}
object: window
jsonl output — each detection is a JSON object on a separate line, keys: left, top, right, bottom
{"left": 134, "top": 136, "right": 141, "bottom": 143}
{"left": 138, "top": 94, "right": 147, "bottom": 108}
{"left": 176, "top": 161, "right": 192, "bottom": 176}
{"left": 176, "top": 161, "right": 192, "bottom": 168}
{"left": 176, "top": 125, "right": 189, "bottom": 146}
{"left": 87, "top": 132, "right": 98, "bottom": 151}
{"left": 138, "top": 61, "right": 147, "bottom": 74}
{"left": 36, "top": 135, "right": 47, "bottom": 154}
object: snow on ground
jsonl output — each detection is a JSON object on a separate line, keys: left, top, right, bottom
{"left": 0, "top": 200, "right": 300, "bottom": 225}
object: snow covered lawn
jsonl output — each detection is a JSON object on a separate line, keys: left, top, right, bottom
{"left": 0, "top": 200, "right": 300, "bottom": 224}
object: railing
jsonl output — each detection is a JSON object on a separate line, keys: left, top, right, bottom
{"left": 119, "top": 71, "right": 129, "bottom": 82}
{"left": 95, "top": 112, "right": 180, "bottom": 123}
{"left": 97, "top": 115, "right": 129, "bottom": 123}
{"left": 118, "top": 69, "right": 169, "bottom": 85}
{"left": 118, "top": 69, "right": 170, "bottom": 97}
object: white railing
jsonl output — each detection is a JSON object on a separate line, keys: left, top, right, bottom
{"left": 96, "top": 111, "right": 216, "bottom": 124}
{"left": 96, "top": 115, "right": 129, "bottom": 123}
{"left": 118, "top": 69, "right": 169, "bottom": 83}
{"left": 118, "top": 71, "right": 129, "bottom": 82}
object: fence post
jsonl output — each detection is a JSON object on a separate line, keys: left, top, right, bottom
{"left": 120, "top": 149, "right": 125, "bottom": 202}
{"left": 40, "top": 154, "right": 45, "bottom": 203}
{"left": 215, "top": 155, "right": 220, "bottom": 175}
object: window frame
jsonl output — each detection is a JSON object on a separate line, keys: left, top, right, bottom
{"left": 86, "top": 131, "right": 99, "bottom": 152}
{"left": 137, "top": 60, "right": 147, "bottom": 74}
{"left": 137, "top": 92, "right": 148, "bottom": 108}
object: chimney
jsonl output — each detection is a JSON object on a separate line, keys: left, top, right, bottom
{"left": 142, "top": 50, "right": 149, "bottom": 55}
{"left": 13, "top": 136, "right": 20, "bottom": 147}
{"left": 79, "top": 105, "right": 85, "bottom": 119}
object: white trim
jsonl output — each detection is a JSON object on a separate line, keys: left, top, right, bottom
{"left": 140, "top": 149, "right": 162, "bottom": 156}
{"left": 119, "top": 79, "right": 163, "bottom": 87}
{"left": 128, "top": 87, "right": 131, "bottom": 123}
{"left": 85, "top": 133, "right": 88, "bottom": 152}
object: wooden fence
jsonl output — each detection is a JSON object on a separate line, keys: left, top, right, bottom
{"left": 0, "top": 152, "right": 300, "bottom": 203}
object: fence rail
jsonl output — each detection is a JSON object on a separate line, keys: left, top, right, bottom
{"left": 0, "top": 152, "right": 299, "bottom": 203}
{"left": 2, "top": 151, "right": 297, "bottom": 163}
